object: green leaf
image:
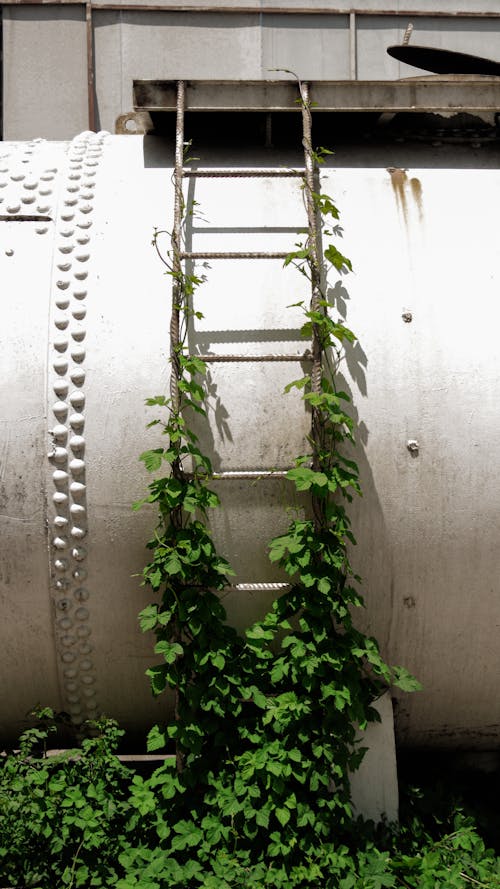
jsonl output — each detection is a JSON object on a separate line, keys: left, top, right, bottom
{"left": 392, "top": 666, "right": 423, "bottom": 692}
{"left": 275, "top": 806, "right": 291, "bottom": 827}
{"left": 140, "top": 449, "right": 163, "bottom": 472}
{"left": 147, "top": 725, "right": 167, "bottom": 751}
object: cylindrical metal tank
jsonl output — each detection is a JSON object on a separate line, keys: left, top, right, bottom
{"left": 2, "top": 131, "right": 500, "bottom": 748}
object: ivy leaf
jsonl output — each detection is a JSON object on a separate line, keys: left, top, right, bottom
{"left": 147, "top": 725, "right": 167, "bottom": 751}
{"left": 392, "top": 666, "right": 423, "bottom": 692}
{"left": 140, "top": 449, "right": 163, "bottom": 472}
{"left": 275, "top": 806, "right": 291, "bottom": 827}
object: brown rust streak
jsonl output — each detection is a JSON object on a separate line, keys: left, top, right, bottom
{"left": 388, "top": 167, "right": 409, "bottom": 226}
{"left": 410, "top": 177, "right": 424, "bottom": 224}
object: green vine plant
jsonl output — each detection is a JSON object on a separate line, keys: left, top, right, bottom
{"left": 132, "top": 95, "right": 421, "bottom": 887}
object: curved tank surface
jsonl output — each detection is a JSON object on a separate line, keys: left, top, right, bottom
{"left": 2, "top": 132, "right": 500, "bottom": 748}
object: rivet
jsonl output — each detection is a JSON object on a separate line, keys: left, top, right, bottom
{"left": 55, "top": 579, "right": 70, "bottom": 592}
{"left": 54, "top": 557, "right": 68, "bottom": 570}
{"left": 5, "top": 248, "right": 14, "bottom": 257}
{"left": 69, "top": 391, "right": 85, "bottom": 409}
{"left": 61, "top": 651, "right": 76, "bottom": 663}
{"left": 79, "top": 644, "right": 93, "bottom": 656}
{"left": 54, "top": 337, "right": 68, "bottom": 353}
{"left": 70, "top": 504, "right": 86, "bottom": 518}
{"left": 59, "top": 619, "right": 74, "bottom": 632}
{"left": 402, "top": 311, "right": 413, "bottom": 323}
{"left": 71, "top": 347, "right": 86, "bottom": 363}
{"left": 54, "top": 315, "right": 69, "bottom": 330}
{"left": 51, "top": 423, "right": 68, "bottom": 439}
{"left": 80, "top": 659, "right": 93, "bottom": 670}
{"left": 72, "top": 548, "right": 87, "bottom": 562}
{"left": 73, "top": 567, "right": 87, "bottom": 581}
{"left": 70, "top": 369, "right": 85, "bottom": 386}
{"left": 70, "top": 526, "right": 87, "bottom": 540}
{"left": 69, "top": 413, "right": 84, "bottom": 430}
{"left": 73, "top": 290, "right": 87, "bottom": 300}
{"left": 57, "top": 262, "right": 72, "bottom": 273}
{"left": 72, "top": 307, "right": 86, "bottom": 321}
{"left": 70, "top": 481, "right": 86, "bottom": 497}
{"left": 75, "top": 607, "right": 90, "bottom": 620}
{"left": 69, "top": 458, "right": 85, "bottom": 474}
{"left": 52, "top": 469, "right": 69, "bottom": 484}
{"left": 56, "top": 279, "right": 70, "bottom": 291}
{"left": 53, "top": 536, "right": 68, "bottom": 550}
{"left": 70, "top": 435, "right": 85, "bottom": 452}
{"left": 53, "top": 492, "right": 68, "bottom": 507}
{"left": 53, "top": 358, "right": 68, "bottom": 375}
{"left": 74, "top": 586, "right": 89, "bottom": 600}
{"left": 76, "top": 624, "right": 91, "bottom": 637}
{"left": 52, "top": 401, "right": 68, "bottom": 419}
{"left": 54, "top": 514, "right": 69, "bottom": 528}
{"left": 52, "top": 447, "right": 68, "bottom": 464}
{"left": 63, "top": 667, "right": 78, "bottom": 679}
{"left": 7, "top": 204, "right": 21, "bottom": 214}
{"left": 53, "top": 382, "right": 69, "bottom": 398}
{"left": 82, "top": 676, "right": 95, "bottom": 685}
{"left": 55, "top": 297, "right": 70, "bottom": 310}
{"left": 407, "top": 439, "right": 420, "bottom": 454}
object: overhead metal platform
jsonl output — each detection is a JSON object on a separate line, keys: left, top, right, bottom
{"left": 133, "top": 77, "right": 500, "bottom": 116}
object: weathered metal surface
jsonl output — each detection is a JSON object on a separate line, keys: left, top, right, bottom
{"left": 134, "top": 78, "right": 500, "bottom": 113}
{"left": 3, "top": 135, "right": 500, "bottom": 754}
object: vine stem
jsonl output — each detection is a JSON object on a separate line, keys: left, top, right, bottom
{"left": 171, "top": 79, "right": 186, "bottom": 775}
{"left": 300, "top": 82, "right": 325, "bottom": 528}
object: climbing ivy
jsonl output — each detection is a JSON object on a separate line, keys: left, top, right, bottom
{"left": 134, "top": 93, "right": 421, "bottom": 884}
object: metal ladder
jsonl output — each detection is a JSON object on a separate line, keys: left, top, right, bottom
{"left": 169, "top": 79, "right": 324, "bottom": 593}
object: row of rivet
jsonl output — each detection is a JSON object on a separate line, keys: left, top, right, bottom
{"left": 48, "top": 130, "right": 109, "bottom": 725}
{"left": 0, "top": 138, "right": 57, "bottom": 234}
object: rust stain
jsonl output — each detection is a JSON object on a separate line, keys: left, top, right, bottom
{"left": 387, "top": 167, "right": 409, "bottom": 226}
{"left": 410, "top": 176, "right": 424, "bottom": 224}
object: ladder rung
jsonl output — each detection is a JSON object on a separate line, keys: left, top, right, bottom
{"left": 233, "top": 582, "right": 291, "bottom": 591}
{"left": 198, "top": 352, "right": 311, "bottom": 363}
{"left": 180, "top": 251, "right": 290, "bottom": 260}
{"left": 212, "top": 470, "right": 290, "bottom": 480}
{"left": 182, "top": 169, "right": 304, "bottom": 179}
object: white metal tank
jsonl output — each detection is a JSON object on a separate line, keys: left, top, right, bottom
{"left": 1, "top": 131, "right": 500, "bottom": 749}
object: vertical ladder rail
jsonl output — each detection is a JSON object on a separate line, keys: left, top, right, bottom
{"left": 171, "top": 80, "right": 185, "bottom": 416}
{"left": 300, "top": 83, "right": 324, "bottom": 527}
{"left": 171, "top": 80, "right": 186, "bottom": 775}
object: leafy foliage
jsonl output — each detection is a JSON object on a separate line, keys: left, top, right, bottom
{"left": 0, "top": 709, "right": 131, "bottom": 888}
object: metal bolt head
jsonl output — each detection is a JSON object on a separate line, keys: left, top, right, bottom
{"left": 402, "top": 310, "right": 413, "bottom": 323}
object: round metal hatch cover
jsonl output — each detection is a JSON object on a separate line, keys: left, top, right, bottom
{"left": 387, "top": 44, "right": 500, "bottom": 76}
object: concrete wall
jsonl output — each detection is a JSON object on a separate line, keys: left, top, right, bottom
{"left": 4, "top": 6, "right": 500, "bottom": 138}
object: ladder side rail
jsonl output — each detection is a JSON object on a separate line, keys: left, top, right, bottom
{"left": 300, "top": 83, "right": 324, "bottom": 529}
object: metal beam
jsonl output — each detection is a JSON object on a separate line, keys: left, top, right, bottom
{"left": 4, "top": 1, "right": 500, "bottom": 14}
{"left": 134, "top": 78, "right": 500, "bottom": 114}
